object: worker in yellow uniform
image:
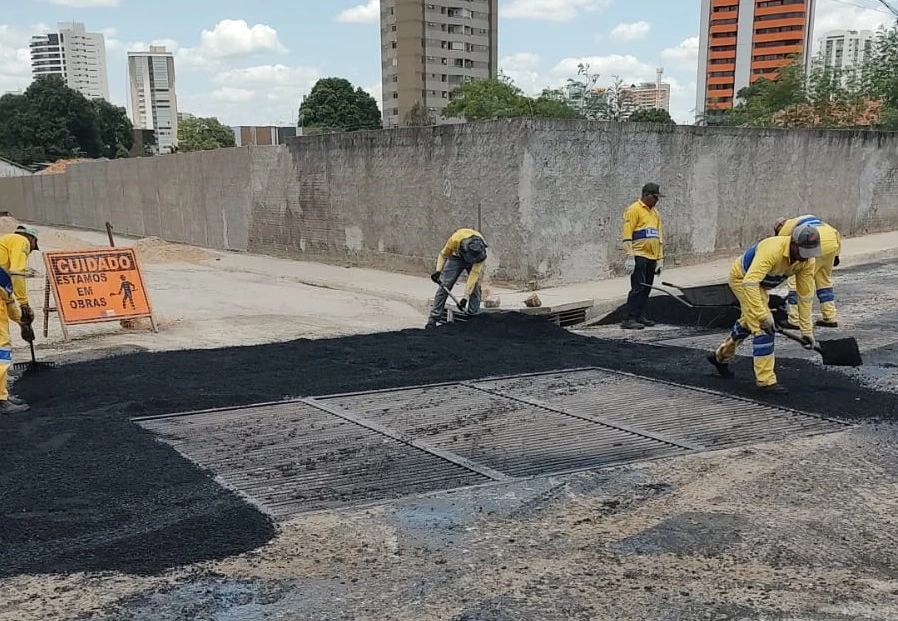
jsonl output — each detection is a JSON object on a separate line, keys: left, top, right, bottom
{"left": 426, "top": 228, "right": 487, "bottom": 329}
{"left": 774, "top": 215, "right": 842, "bottom": 329}
{"left": 0, "top": 225, "right": 39, "bottom": 414}
{"left": 707, "top": 223, "right": 821, "bottom": 395}
{"left": 621, "top": 182, "right": 664, "bottom": 330}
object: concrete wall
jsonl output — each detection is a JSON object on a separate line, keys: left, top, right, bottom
{"left": 0, "top": 158, "right": 32, "bottom": 178}
{"left": 2, "top": 120, "right": 898, "bottom": 287}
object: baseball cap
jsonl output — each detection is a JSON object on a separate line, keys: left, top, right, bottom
{"left": 792, "top": 223, "right": 822, "bottom": 259}
{"left": 15, "top": 224, "right": 39, "bottom": 250}
{"left": 642, "top": 182, "right": 665, "bottom": 198}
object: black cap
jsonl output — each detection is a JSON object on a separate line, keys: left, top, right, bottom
{"left": 642, "top": 182, "right": 664, "bottom": 198}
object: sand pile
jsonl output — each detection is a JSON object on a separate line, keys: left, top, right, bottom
{"left": 133, "top": 237, "right": 215, "bottom": 264}
{"left": 0, "top": 215, "right": 20, "bottom": 235}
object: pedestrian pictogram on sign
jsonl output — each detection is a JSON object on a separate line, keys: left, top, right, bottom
{"left": 43, "top": 248, "right": 157, "bottom": 340}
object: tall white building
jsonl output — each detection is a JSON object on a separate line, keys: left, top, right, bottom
{"left": 30, "top": 22, "right": 109, "bottom": 100}
{"left": 128, "top": 46, "right": 179, "bottom": 155}
{"left": 816, "top": 30, "right": 874, "bottom": 86}
{"left": 621, "top": 68, "right": 671, "bottom": 119}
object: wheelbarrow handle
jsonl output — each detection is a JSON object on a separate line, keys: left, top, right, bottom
{"left": 640, "top": 283, "right": 697, "bottom": 309}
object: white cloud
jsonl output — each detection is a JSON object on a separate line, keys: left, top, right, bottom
{"left": 337, "top": 0, "right": 379, "bottom": 23}
{"left": 660, "top": 36, "right": 699, "bottom": 71}
{"left": 45, "top": 0, "right": 119, "bottom": 6}
{"left": 610, "top": 21, "right": 651, "bottom": 42}
{"left": 211, "top": 64, "right": 320, "bottom": 88}
{"left": 100, "top": 27, "right": 122, "bottom": 52}
{"left": 500, "top": 52, "right": 543, "bottom": 95}
{"left": 503, "top": 0, "right": 612, "bottom": 21}
{"left": 363, "top": 81, "right": 383, "bottom": 108}
{"left": 182, "top": 19, "right": 287, "bottom": 68}
{"left": 550, "top": 54, "right": 657, "bottom": 83}
{"left": 0, "top": 24, "right": 51, "bottom": 94}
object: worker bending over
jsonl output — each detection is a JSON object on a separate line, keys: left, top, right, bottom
{"left": 707, "top": 223, "right": 821, "bottom": 395}
{"left": 0, "top": 225, "right": 39, "bottom": 414}
{"left": 774, "top": 215, "right": 842, "bottom": 329}
{"left": 621, "top": 182, "right": 664, "bottom": 330}
{"left": 426, "top": 228, "right": 488, "bottom": 329}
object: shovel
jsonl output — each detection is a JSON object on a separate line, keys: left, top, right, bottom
{"left": 778, "top": 328, "right": 862, "bottom": 367}
{"left": 439, "top": 284, "right": 472, "bottom": 316}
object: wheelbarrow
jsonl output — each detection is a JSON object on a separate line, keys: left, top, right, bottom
{"left": 643, "top": 281, "right": 739, "bottom": 309}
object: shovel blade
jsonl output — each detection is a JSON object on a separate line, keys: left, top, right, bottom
{"left": 818, "top": 337, "right": 862, "bottom": 367}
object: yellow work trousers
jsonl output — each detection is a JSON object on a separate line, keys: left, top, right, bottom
{"left": 0, "top": 300, "right": 13, "bottom": 401}
{"left": 714, "top": 283, "right": 777, "bottom": 387}
{"left": 787, "top": 254, "right": 836, "bottom": 323}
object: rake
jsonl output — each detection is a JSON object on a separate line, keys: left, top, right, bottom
{"left": 13, "top": 339, "right": 57, "bottom": 373}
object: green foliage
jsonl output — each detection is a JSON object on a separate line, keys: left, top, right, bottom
{"left": 92, "top": 99, "right": 134, "bottom": 159}
{"left": 298, "top": 77, "right": 382, "bottom": 131}
{"left": 444, "top": 75, "right": 582, "bottom": 121}
{"left": 177, "top": 117, "right": 236, "bottom": 151}
{"left": 0, "top": 75, "right": 108, "bottom": 165}
{"left": 707, "top": 24, "right": 898, "bottom": 130}
{"left": 628, "top": 108, "right": 675, "bottom": 124}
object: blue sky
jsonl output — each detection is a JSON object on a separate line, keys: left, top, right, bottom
{"left": 1, "top": 0, "right": 895, "bottom": 125}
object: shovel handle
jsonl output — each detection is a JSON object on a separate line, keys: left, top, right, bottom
{"left": 439, "top": 284, "right": 471, "bottom": 316}
{"left": 777, "top": 328, "right": 821, "bottom": 353}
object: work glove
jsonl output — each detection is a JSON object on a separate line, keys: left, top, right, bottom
{"left": 655, "top": 259, "right": 663, "bottom": 276}
{"left": 624, "top": 256, "right": 635, "bottom": 275}
{"left": 430, "top": 271, "right": 442, "bottom": 284}
{"left": 834, "top": 255, "right": 840, "bottom": 267}
{"left": 20, "top": 323, "right": 35, "bottom": 343}
{"left": 19, "top": 304, "right": 34, "bottom": 325}
{"left": 759, "top": 315, "right": 776, "bottom": 336}
{"left": 801, "top": 334, "right": 817, "bottom": 350}
{"left": 457, "top": 298, "right": 468, "bottom": 312}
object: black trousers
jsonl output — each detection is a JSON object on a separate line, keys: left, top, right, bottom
{"left": 627, "top": 256, "right": 657, "bottom": 319}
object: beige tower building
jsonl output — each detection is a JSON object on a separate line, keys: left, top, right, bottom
{"left": 380, "top": 0, "right": 499, "bottom": 127}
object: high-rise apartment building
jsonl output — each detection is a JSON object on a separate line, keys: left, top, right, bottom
{"left": 128, "top": 46, "right": 179, "bottom": 154}
{"left": 380, "top": 0, "right": 499, "bottom": 127}
{"left": 30, "top": 22, "right": 109, "bottom": 100}
{"left": 621, "top": 68, "right": 671, "bottom": 118}
{"left": 695, "top": 0, "right": 816, "bottom": 121}
{"left": 817, "top": 29, "right": 874, "bottom": 86}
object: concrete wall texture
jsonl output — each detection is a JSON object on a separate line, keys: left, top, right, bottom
{"left": 1, "top": 119, "right": 897, "bottom": 286}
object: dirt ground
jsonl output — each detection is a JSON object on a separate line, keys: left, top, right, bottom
{"left": 1, "top": 228, "right": 898, "bottom": 621}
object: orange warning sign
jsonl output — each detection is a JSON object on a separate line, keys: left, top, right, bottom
{"left": 44, "top": 248, "right": 154, "bottom": 325}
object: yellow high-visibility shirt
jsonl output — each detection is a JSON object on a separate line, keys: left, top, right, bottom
{"left": 730, "top": 235, "right": 815, "bottom": 334}
{"left": 777, "top": 215, "right": 841, "bottom": 257}
{"left": 435, "top": 228, "right": 486, "bottom": 298}
{"left": 622, "top": 200, "right": 663, "bottom": 260}
{"left": 0, "top": 233, "right": 32, "bottom": 307}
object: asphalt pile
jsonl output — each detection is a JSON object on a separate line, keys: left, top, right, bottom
{"left": 3, "top": 311, "right": 895, "bottom": 578}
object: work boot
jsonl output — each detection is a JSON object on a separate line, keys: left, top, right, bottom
{"left": 7, "top": 394, "right": 25, "bottom": 406}
{"left": 706, "top": 353, "right": 734, "bottom": 378}
{"left": 757, "top": 383, "right": 788, "bottom": 395}
{"left": 425, "top": 319, "right": 438, "bottom": 330}
{"left": 0, "top": 399, "right": 30, "bottom": 414}
{"left": 816, "top": 319, "right": 838, "bottom": 328}
{"left": 635, "top": 316, "right": 656, "bottom": 327}
{"left": 777, "top": 319, "right": 799, "bottom": 330}
{"left": 620, "top": 319, "right": 645, "bottom": 330}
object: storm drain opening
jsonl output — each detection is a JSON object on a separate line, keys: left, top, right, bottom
{"left": 135, "top": 368, "right": 848, "bottom": 520}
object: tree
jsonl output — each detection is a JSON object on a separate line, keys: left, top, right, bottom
{"left": 177, "top": 117, "right": 236, "bottom": 152}
{"left": 403, "top": 101, "right": 436, "bottom": 126}
{"left": 628, "top": 108, "right": 675, "bottom": 124}
{"left": 92, "top": 99, "right": 133, "bottom": 159}
{"left": 0, "top": 76, "right": 102, "bottom": 165}
{"left": 864, "top": 24, "right": 898, "bottom": 113}
{"left": 444, "top": 76, "right": 581, "bottom": 121}
{"left": 298, "top": 77, "right": 382, "bottom": 132}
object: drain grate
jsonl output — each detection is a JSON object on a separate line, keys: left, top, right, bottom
{"left": 135, "top": 368, "right": 847, "bottom": 519}
{"left": 136, "top": 401, "right": 489, "bottom": 519}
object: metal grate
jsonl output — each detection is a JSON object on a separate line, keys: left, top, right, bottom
{"left": 137, "top": 401, "right": 489, "bottom": 519}
{"left": 136, "top": 368, "right": 847, "bottom": 519}
{"left": 472, "top": 369, "right": 839, "bottom": 450}
{"left": 318, "top": 384, "right": 687, "bottom": 478}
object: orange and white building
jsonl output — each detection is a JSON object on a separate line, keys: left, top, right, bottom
{"left": 695, "top": 0, "right": 816, "bottom": 121}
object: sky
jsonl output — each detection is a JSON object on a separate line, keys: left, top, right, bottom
{"left": 0, "top": 0, "right": 896, "bottom": 126}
